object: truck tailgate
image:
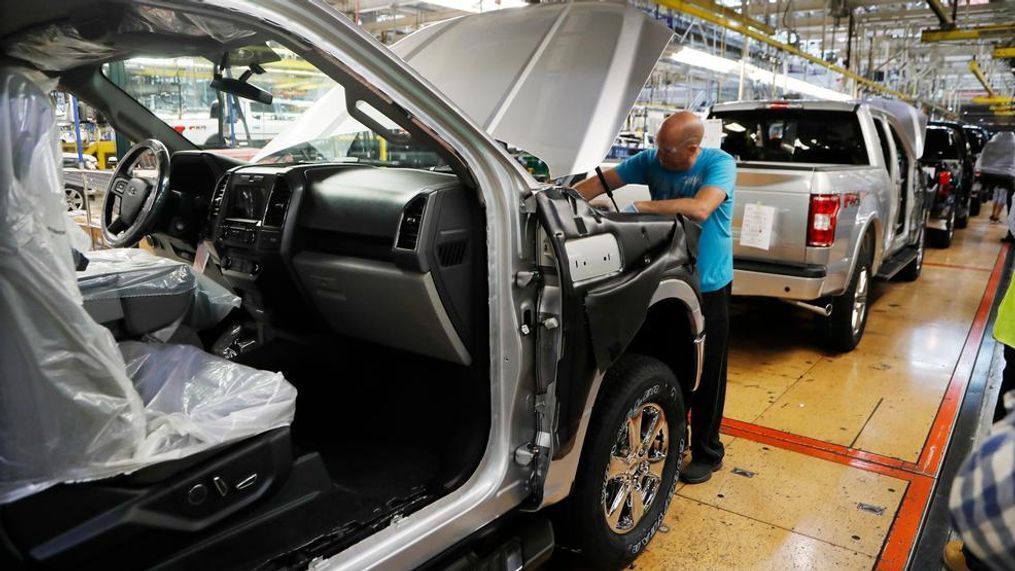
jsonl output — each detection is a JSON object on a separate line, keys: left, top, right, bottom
{"left": 732, "top": 166, "right": 814, "bottom": 265}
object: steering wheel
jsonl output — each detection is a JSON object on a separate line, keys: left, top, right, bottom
{"left": 101, "top": 139, "right": 172, "bottom": 248}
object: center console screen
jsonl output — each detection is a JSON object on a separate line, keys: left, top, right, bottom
{"left": 226, "top": 174, "right": 272, "bottom": 221}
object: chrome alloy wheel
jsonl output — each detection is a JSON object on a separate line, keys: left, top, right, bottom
{"left": 601, "top": 403, "right": 669, "bottom": 534}
{"left": 65, "top": 186, "right": 84, "bottom": 211}
{"left": 852, "top": 265, "right": 869, "bottom": 335}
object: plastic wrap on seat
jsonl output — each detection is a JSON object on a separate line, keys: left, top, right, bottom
{"left": 78, "top": 248, "right": 197, "bottom": 301}
{"left": 78, "top": 249, "right": 240, "bottom": 332}
{"left": 979, "top": 132, "right": 1015, "bottom": 182}
{"left": 187, "top": 273, "right": 242, "bottom": 330}
{"left": 0, "top": 67, "right": 146, "bottom": 504}
{"left": 0, "top": 67, "right": 295, "bottom": 504}
{"left": 120, "top": 342, "right": 297, "bottom": 461}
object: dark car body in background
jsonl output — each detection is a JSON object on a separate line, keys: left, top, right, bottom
{"left": 922, "top": 122, "right": 974, "bottom": 234}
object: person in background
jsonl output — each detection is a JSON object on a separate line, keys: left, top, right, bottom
{"left": 575, "top": 111, "right": 737, "bottom": 484}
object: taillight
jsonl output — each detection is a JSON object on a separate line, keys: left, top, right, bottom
{"left": 938, "top": 170, "right": 952, "bottom": 197}
{"left": 808, "top": 194, "right": 840, "bottom": 247}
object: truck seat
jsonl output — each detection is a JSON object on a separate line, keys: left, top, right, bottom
{"left": 0, "top": 67, "right": 297, "bottom": 505}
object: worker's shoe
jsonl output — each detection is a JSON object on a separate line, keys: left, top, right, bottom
{"left": 679, "top": 460, "right": 723, "bottom": 484}
{"left": 943, "top": 539, "right": 970, "bottom": 571}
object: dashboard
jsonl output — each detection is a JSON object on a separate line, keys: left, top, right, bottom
{"left": 205, "top": 163, "right": 481, "bottom": 366}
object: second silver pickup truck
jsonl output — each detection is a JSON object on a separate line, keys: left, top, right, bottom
{"left": 710, "top": 100, "right": 931, "bottom": 351}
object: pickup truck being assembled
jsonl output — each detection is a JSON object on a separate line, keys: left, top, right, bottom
{"left": 709, "top": 100, "right": 929, "bottom": 351}
{"left": 1, "top": 2, "right": 700, "bottom": 570}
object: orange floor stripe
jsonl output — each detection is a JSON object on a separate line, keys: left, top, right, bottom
{"left": 875, "top": 475, "right": 935, "bottom": 570}
{"left": 923, "top": 261, "right": 995, "bottom": 272}
{"left": 721, "top": 418, "right": 923, "bottom": 475}
{"left": 719, "top": 243, "right": 1010, "bottom": 569}
{"left": 720, "top": 420, "right": 918, "bottom": 482}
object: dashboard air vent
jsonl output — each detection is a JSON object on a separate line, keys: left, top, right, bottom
{"left": 263, "top": 178, "right": 292, "bottom": 227}
{"left": 209, "top": 174, "right": 229, "bottom": 219}
{"left": 396, "top": 195, "right": 427, "bottom": 250}
{"left": 438, "top": 238, "right": 468, "bottom": 267}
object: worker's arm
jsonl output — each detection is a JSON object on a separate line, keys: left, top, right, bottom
{"left": 574, "top": 168, "right": 624, "bottom": 201}
{"left": 633, "top": 186, "right": 726, "bottom": 223}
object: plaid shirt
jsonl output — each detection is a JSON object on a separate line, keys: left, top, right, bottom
{"left": 950, "top": 409, "right": 1015, "bottom": 570}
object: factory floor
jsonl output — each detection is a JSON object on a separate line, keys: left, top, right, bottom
{"left": 635, "top": 214, "right": 1010, "bottom": 570}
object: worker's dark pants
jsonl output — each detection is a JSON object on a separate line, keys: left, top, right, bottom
{"left": 691, "top": 282, "right": 731, "bottom": 466}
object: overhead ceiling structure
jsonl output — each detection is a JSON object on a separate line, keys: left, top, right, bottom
{"left": 325, "top": 0, "right": 1015, "bottom": 128}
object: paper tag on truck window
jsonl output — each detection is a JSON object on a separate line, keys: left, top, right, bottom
{"left": 193, "top": 241, "right": 210, "bottom": 274}
{"left": 701, "top": 119, "right": 723, "bottom": 149}
{"left": 740, "top": 203, "right": 775, "bottom": 250}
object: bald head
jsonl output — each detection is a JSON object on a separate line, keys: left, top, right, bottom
{"left": 655, "top": 111, "right": 704, "bottom": 171}
{"left": 658, "top": 111, "right": 704, "bottom": 147}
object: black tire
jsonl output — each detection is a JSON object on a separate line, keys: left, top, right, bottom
{"left": 928, "top": 208, "right": 955, "bottom": 249}
{"left": 970, "top": 195, "right": 982, "bottom": 217}
{"left": 956, "top": 197, "right": 969, "bottom": 229}
{"left": 827, "top": 237, "right": 872, "bottom": 352}
{"left": 897, "top": 226, "right": 925, "bottom": 282}
{"left": 557, "top": 354, "right": 686, "bottom": 570}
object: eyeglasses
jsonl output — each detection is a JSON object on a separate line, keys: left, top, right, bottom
{"left": 658, "top": 144, "right": 697, "bottom": 154}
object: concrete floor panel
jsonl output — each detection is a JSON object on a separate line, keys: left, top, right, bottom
{"left": 677, "top": 440, "right": 906, "bottom": 556}
{"left": 636, "top": 496, "right": 875, "bottom": 570}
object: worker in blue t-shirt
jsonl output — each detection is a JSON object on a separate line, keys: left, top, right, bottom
{"left": 576, "top": 111, "right": 737, "bottom": 484}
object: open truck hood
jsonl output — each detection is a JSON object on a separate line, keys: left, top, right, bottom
{"left": 390, "top": 2, "right": 672, "bottom": 177}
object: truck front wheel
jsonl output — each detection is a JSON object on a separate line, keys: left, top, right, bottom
{"left": 827, "top": 240, "right": 872, "bottom": 352}
{"left": 557, "top": 354, "right": 686, "bottom": 570}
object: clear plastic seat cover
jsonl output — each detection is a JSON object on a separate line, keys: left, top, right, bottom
{"left": 0, "top": 67, "right": 296, "bottom": 504}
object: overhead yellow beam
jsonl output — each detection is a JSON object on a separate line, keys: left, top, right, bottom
{"left": 968, "top": 60, "right": 997, "bottom": 98}
{"left": 973, "top": 96, "right": 1015, "bottom": 104}
{"left": 653, "top": 0, "right": 911, "bottom": 102}
{"left": 994, "top": 46, "right": 1015, "bottom": 59}
{"left": 921, "top": 23, "right": 1015, "bottom": 42}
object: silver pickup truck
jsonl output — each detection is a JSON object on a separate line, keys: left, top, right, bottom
{"left": 709, "top": 100, "right": 930, "bottom": 351}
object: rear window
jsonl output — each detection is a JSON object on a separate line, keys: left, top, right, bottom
{"left": 924, "top": 128, "right": 960, "bottom": 160}
{"left": 712, "top": 109, "right": 869, "bottom": 165}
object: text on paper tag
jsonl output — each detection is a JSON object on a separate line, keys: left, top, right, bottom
{"left": 740, "top": 203, "right": 776, "bottom": 251}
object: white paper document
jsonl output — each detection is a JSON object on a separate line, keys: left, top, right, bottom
{"left": 701, "top": 119, "right": 723, "bottom": 149}
{"left": 740, "top": 203, "right": 775, "bottom": 250}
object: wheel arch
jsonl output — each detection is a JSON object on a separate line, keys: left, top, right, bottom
{"left": 848, "top": 218, "right": 879, "bottom": 282}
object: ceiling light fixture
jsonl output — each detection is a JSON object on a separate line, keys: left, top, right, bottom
{"left": 669, "top": 46, "right": 852, "bottom": 102}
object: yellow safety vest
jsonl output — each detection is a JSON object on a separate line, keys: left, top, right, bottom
{"left": 994, "top": 278, "right": 1015, "bottom": 348}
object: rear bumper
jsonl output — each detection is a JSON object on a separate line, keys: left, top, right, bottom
{"left": 732, "top": 260, "right": 828, "bottom": 300}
